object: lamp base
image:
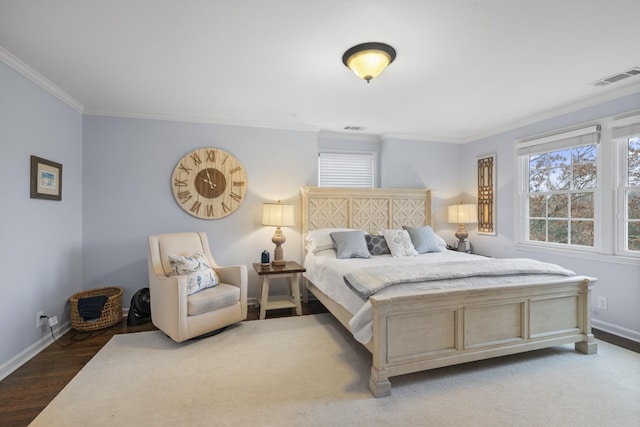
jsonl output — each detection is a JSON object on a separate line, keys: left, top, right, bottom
{"left": 271, "top": 227, "right": 287, "bottom": 267}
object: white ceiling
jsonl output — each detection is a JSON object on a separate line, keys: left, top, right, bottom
{"left": 1, "top": 0, "right": 640, "bottom": 143}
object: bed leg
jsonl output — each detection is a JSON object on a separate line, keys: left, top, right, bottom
{"left": 369, "top": 367, "right": 391, "bottom": 397}
{"left": 575, "top": 333, "right": 597, "bottom": 354}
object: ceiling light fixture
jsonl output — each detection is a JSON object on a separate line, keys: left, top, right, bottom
{"left": 342, "top": 42, "right": 396, "bottom": 83}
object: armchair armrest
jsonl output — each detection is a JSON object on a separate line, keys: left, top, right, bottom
{"left": 148, "top": 268, "right": 190, "bottom": 339}
{"left": 215, "top": 264, "right": 248, "bottom": 319}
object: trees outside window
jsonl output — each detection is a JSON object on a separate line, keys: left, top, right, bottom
{"left": 624, "top": 137, "right": 640, "bottom": 252}
{"left": 526, "top": 145, "right": 597, "bottom": 247}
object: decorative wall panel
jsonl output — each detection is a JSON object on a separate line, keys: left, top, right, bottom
{"left": 477, "top": 155, "right": 496, "bottom": 234}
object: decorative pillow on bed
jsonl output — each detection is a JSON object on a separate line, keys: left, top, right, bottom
{"left": 168, "top": 251, "right": 219, "bottom": 295}
{"left": 306, "top": 228, "right": 355, "bottom": 254}
{"left": 382, "top": 229, "right": 419, "bottom": 257}
{"left": 365, "top": 234, "right": 391, "bottom": 255}
{"left": 330, "top": 231, "right": 371, "bottom": 259}
{"left": 403, "top": 225, "right": 445, "bottom": 253}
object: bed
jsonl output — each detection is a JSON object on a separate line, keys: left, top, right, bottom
{"left": 300, "top": 187, "right": 597, "bottom": 397}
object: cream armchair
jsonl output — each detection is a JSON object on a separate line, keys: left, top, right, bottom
{"left": 147, "top": 232, "right": 247, "bottom": 342}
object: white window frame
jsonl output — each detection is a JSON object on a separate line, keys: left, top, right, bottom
{"left": 515, "top": 125, "right": 602, "bottom": 254}
{"left": 612, "top": 115, "right": 640, "bottom": 258}
{"left": 318, "top": 150, "right": 376, "bottom": 188}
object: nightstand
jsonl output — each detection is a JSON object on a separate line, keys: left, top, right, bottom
{"left": 252, "top": 261, "right": 305, "bottom": 320}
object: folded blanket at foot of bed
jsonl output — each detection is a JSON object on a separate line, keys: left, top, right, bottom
{"left": 343, "top": 258, "right": 575, "bottom": 300}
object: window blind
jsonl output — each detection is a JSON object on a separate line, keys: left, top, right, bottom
{"left": 611, "top": 115, "right": 640, "bottom": 139}
{"left": 318, "top": 152, "right": 375, "bottom": 188}
{"left": 517, "top": 125, "right": 601, "bottom": 156}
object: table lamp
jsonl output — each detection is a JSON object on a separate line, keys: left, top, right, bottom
{"left": 448, "top": 203, "right": 478, "bottom": 252}
{"left": 262, "top": 202, "right": 295, "bottom": 266}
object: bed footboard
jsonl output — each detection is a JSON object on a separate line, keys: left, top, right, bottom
{"left": 368, "top": 277, "right": 596, "bottom": 397}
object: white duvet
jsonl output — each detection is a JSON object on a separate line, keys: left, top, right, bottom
{"left": 303, "top": 250, "right": 582, "bottom": 344}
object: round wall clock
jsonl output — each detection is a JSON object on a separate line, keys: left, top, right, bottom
{"left": 171, "top": 147, "right": 248, "bottom": 219}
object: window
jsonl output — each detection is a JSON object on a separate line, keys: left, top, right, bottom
{"left": 318, "top": 151, "right": 375, "bottom": 188}
{"left": 516, "top": 126, "right": 600, "bottom": 250}
{"left": 612, "top": 116, "right": 640, "bottom": 255}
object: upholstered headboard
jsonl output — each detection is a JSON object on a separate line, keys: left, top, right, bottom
{"left": 300, "top": 186, "right": 433, "bottom": 239}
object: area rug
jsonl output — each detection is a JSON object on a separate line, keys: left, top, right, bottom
{"left": 31, "top": 314, "right": 639, "bottom": 426}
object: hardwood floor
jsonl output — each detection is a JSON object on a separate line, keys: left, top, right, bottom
{"left": 0, "top": 301, "right": 327, "bottom": 427}
{"left": 0, "top": 300, "right": 636, "bottom": 427}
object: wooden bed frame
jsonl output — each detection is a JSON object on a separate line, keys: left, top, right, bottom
{"left": 300, "top": 187, "right": 597, "bottom": 397}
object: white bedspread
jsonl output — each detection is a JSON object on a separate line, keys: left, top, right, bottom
{"left": 303, "top": 250, "right": 582, "bottom": 344}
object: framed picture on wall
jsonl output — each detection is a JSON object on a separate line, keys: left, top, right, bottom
{"left": 30, "top": 155, "right": 62, "bottom": 201}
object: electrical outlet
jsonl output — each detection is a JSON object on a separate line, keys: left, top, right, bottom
{"left": 597, "top": 296, "right": 608, "bottom": 311}
{"left": 36, "top": 311, "right": 45, "bottom": 328}
{"left": 48, "top": 316, "right": 58, "bottom": 327}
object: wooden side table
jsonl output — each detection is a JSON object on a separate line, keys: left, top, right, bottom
{"left": 252, "top": 261, "right": 306, "bottom": 320}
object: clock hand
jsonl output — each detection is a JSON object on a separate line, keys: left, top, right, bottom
{"left": 200, "top": 177, "right": 214, "bottom": 187}
{"left": 205, "top": 169, "right": 214, "bottom": 189}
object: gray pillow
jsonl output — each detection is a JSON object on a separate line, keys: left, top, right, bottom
{"left": 330, "top": 231, "right": 371, "bottom": 259}
{"left": 365, "top": 234, "right": 390, "bottom": 255}
{"left": 403, "top": 225, "right": 443, "bottom": 254}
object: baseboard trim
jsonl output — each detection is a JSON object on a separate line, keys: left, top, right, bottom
{"left": 0, "top": 322, "right": 72, "bottom": 381}
{"left": 591, "top": 319, "right": 640, "bottom": 343}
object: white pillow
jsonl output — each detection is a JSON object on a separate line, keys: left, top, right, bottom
{"left": 306, "top": 228, "right": 356, "bottom": 254}
{"left": 168, "top": 251, "right": 220, "bottom": 295}
{"left": 382, "top": 229, "right": 418, "bottom": 257}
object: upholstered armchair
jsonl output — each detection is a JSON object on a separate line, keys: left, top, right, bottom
{"left": 147, "top": 232, "right": 247, "bottom": 342}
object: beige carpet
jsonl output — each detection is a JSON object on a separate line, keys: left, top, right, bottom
{"left": 32, "top": 314, "right": 639, "bottom": 426}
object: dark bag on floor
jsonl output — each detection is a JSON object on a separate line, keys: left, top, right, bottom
{"left": 127, "top": 287, "right": 151, "bottom": 326}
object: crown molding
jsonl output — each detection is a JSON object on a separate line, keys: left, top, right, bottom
{"left": 82, "top": 109, "right": 321, "bottom": 134}
{"left": 0, "top": 46, "right": 84, "bottom": 113}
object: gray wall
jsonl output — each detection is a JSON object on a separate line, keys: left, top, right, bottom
{"left": 460, "top": 92, "right": 640, "bottom": 341}
{"left": 82, "top": 116, "right": 318, "bottom": 306}
{"left": 0, "top": 62, "right": 83, "bottom": 373}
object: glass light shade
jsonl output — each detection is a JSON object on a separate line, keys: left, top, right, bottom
{"left": 342, "top": 42, "right": 396, "bottom": 83}
{"left": 262, "top": 203, "right": 295, "bottom": 227}
{"left": 448, "top": 204, "right": 478, "bottom": 224}
{"left": 345, "top": 50, "right": 392, "bottom": 81}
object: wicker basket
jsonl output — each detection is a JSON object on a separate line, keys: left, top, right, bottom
{"left": 70, "top": 286, "right": 123, "bottom": 331}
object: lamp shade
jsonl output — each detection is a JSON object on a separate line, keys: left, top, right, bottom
{"left": 448, "top": 204, "right": 478, "bottom": 224}
{"left": 342, "top": 42, "right": 396, "bottom": 83}
{"left": 262, "top": 203, "right": 295, "bottom": 227}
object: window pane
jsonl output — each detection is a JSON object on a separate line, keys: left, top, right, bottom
{"left": 529, "top": 195, "right": 546, "bottom": 217}
{"left": 629, "top": 222, "right": 640, "bottom": 251}
{"left": 548, "top": 166, "right": 570, "bottom": 190}
{"left": 549, "top": 149, "right": 570, "bottom": 167}
{"left": 573, "top": 162, "right": 597, "bottom": 189}
{"left": 572, "top": 145, "right": 596, "bottom": 163}
{"left": 529, "top": 219, "right": 546, "bottom": 241}
{"left": 630, "top": 138, "right": 640, "bottom": 186}
{"left": 629, "top": 191, "right": 640, "bottom": 220}
{"left": 571, "top": 221, "right": 594, "bottom": 246}
{"left": 528, "top": 154, "right": 547, "bottom": 191}
{"left": 547, "top": 194, "right": 567, "bottom": 218}
{"left": 571, "top": 193, "right": 594, "bottom": 218}
{"left": 548, "top": 220, "right": 568, "bottom": 243}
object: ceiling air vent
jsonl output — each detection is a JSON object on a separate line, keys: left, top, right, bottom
{"left": 343, "top": 126, "right": 366, "bottom": 131}
{"left": 592, "top": 67, "right": 640, "bottom": 87}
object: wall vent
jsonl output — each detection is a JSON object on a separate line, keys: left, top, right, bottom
{"left": 592, "top": 67, "right": 640, "bottom": 87}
